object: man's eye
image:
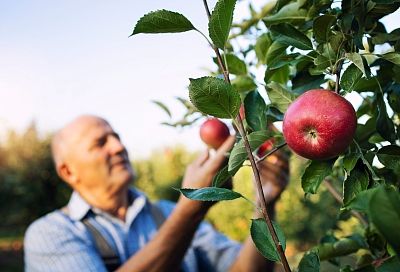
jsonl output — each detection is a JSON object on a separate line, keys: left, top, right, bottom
{"left": 96, "top": 138, "right": 107, "bottom": 147}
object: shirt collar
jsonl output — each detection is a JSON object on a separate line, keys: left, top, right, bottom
{"left": 66, "top": 187, "right": 148, "bottom": 221}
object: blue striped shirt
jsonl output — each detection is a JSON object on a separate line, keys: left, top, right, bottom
{"left": 24, "top": 188, "right": 241, "bottom": 272}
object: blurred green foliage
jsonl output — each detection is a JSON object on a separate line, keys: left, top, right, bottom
{"left": 0, "top": 122, "right": 71, "bottom": 232}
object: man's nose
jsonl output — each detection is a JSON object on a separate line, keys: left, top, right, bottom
{"left": 108, "top": 135, "right": 125, "bottom": 154}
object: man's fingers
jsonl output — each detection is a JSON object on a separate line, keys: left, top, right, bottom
{"left": 204, "top": 135, "right": 235, "bottom": 171}
{"left": 194, "top": 150, "right": 210, "bottom": 166}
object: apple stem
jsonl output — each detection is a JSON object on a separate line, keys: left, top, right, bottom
{"left": 255, "top": 142, "right": 287, "bottom": 164}
{"left": 323, "top": 179, "right": 368, "bottom": 227}
{"left": 201, "top": 2, "right": 291, "bottom": 271}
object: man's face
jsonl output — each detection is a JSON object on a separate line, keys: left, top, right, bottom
{"left": 65, "top": 117, "right": 134, "bottom": 194}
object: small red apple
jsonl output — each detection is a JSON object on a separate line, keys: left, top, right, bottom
{"left": 283, "top": 89, "right": 357, "bottom": 160}
{"left": 200, "top": 118, "right": 230, "bottom": 149}
{"left": 239, "top": 105, "right": 245, "bottom": 120}
{"left": 257, "top": 139, "right": 275, "bottom": 157}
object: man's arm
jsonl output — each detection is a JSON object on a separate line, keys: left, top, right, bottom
{"left": 117, "top": 136, "right": 236, "bottom": 272}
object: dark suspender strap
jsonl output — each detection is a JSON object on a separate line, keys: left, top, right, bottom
{"left": 81, "top": 218, "right": 121, "bottom": 272}
{"left": 61, "top": 207, "right": 121, "bottom": 272}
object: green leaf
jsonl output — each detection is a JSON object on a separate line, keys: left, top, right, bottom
{"left": 345, "top": 53, "right": 369, "bottom": 77}
{"left": 250, "top": 219, "right": 286, "bottom": 262}
{"left": 228, "top": 131, "right": 271, "bottom": 173}
{"left": 369, "top": 186, "right": 400, "bottom": 255}
{"left": 265, "top": 65, "right": 290, "bottom": 84}
{"left": 317, "top": 236, "right": 365, "bottom": 260}
{"left": 353, "top": 78, "right": 380, "bottom": 92}
{"left": 151, "top": 100, "right": 172, "bottom": 118}
{"left": 388, "top": 84, "right": 400, "bottom": 113}
{"left": 298, "top": 251, "right": 320, "bottom": 272}
{"left": 380, "top": 52, "right": 400, "bottom": 65}
{"left": 372, "top": 29, "right": 400, "bottom": 44}
{"left": 131, "top": 10, "right": 195, "bottom": 35}
{"left": 266, "top": 82, "right": 297, "bottom": 113}
{"left": 329, "top": 32, "right": 346, "bottom": 53}
{"left": 231, "top": 75, "right": 257, "bottom": 93}
{"left": 312, "top": 54, "right": 331, "bottom": 73}
{"left": 265, "top": 41, "right": 288, "bottom": 67}
{"left": 212, "top": 164, "right": 232, "bottom": 187}
{"left": 255, "top": 33, "right": 272, "bottom": 65}
{"left": 208, "top": 0, "right": 237, "bottom": 49}
{"left": 343, "top": 152, "right": 361, "bottom": 174}
{"left": 188, "top": 77, "right": 240, "bottom": 119}
{"left": 343, "top": 166, "right": 369, "bottom": 205}
{"left": 292, "top": 71, "right": 326, "bottom": 94}
{"left": 341, "top": 64, "right": 363, "bottom": 93}
{"left": 376, "top": 145, "right": 400, "bottom": 172}
{"left": 313, "top": 15, "right": 337, "bottom": 43}
{"left": 266, "top": 105, "right": 284, "bottom": 122}
{"left": 224, "top": 53, "right": 247, "bottom": 75}
{"left": 270, "top": 23, "right": 313, "bottom": 50}
{"left": 302, "top": 160, "right": 333, "bottom": 194}
{"left": 376, "top": 256, "right": 400, "bottom": 272}
{"left": 263, "top": 2, "right": 307, "bottom": 25}
{"left": 244, "top": 91, "right": 267, "bottom": 132}
{"left": 267, "top": 53, "right": 302, "bottom": 70}
{"left": 178, "top": 187, "right": 243, "bottom": 201}
{"left": 346, "top": 187, "right": 378, "bottom": 212}
{"left": 377, "top": 93, "right": 396, "bottom": 143}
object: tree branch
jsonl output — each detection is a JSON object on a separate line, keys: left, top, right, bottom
{"left": 202, "top": 1, "right": 291, "bottom": 271}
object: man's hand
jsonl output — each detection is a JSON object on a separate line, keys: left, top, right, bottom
{"left": 181, "top": 135, "right": 235, "bottom": 189}
{"left": 256, "top": 149, "right": 289, "bottom": 205}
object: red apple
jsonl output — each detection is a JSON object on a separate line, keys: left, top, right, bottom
{"left": 239, "top": 105, "right": 245, "bottom": 120}
{"left": 283, "top": 89, "right": 357, "bottom": 160}
{"left": 200, "top": 118, "right": 230, "bottom": 149}
{"left": 257, "top": 139, "right": 275, "bottom": 157}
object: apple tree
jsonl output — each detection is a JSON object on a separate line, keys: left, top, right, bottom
{"left": 131, "top": 0, "right": 400, "bottom": 270}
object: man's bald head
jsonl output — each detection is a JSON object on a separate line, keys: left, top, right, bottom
{"left": 51, "top": 115, "right": 109, "bottom": 171}
{"left": 51, "top": 115, "right": 134, "bottom": 207}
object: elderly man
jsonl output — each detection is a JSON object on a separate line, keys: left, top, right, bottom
{"left": 24, "top": 115, "right": 288, "bottom": 272}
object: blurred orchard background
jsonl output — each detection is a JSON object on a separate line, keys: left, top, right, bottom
{"left": 0, "top": 123, "right": 346, "bottom": 271}
{"left": 0, "top": 0, "right": 399, "bottom": 271}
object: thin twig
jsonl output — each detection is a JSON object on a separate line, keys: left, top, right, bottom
{"left": 236, "top": 116, "right": 292, "bottom": 272}
{"left": 201, "top": 1, "right": 291, "bottom": 271}
{"left": 255, "top": 142, "right": 287, "bottom": 163}
{"left": 335, "top": 59, "right": 344, "bottom": 94}
{"left": 323, "top": 179, "right": 368, "bottom": 227}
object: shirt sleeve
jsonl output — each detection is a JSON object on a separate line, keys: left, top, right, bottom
{"left": 24, "top": 212, "right": 107, "bottom": 272}
{"left": 191, "top": 220, "right": 242, "bottom": 272}
{"left": 157, "top": 200, "right": 242, "bottom": 272}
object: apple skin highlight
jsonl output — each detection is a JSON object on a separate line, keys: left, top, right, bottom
{"left": 283, "top": 89, "right": 357, "bottom": 160}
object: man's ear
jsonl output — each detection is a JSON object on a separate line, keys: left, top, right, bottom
{"left": 58, "top": 163, "right": 78, "bottom": 186}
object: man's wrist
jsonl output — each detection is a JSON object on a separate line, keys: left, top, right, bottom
{"left": 176, "top": 197, "right": 210, "bottom": 222}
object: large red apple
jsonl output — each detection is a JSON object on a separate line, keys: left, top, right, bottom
{"left": 200, "top": 118, "right": 230, "bottom": 149}
{"left": 283, "top": 89, "right": 357, "bottom": 160}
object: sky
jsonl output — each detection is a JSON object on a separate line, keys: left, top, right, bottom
{"left": 0, "top": 1, "right": 399, "bottom": 159}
